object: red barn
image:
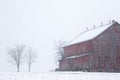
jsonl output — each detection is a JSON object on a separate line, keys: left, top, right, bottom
{"left": 59, "top": 21, "right": 120, "bottom": 72}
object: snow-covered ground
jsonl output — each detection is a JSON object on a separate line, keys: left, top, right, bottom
{"left": 0, "top": 72, "right": 120, "bottom": 80}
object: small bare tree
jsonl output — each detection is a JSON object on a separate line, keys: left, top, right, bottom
{"left": 54, "top": 40, "right": 66, "bottom": 61}
{"left": 8, "top": 44, "right": 25, "bottom": 72}
{"left": 26, "top": 47, "right": 37, "bottom": 72}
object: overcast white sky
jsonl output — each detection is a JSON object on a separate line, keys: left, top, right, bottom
{"left": 0, "top": 0, "right": 120, "bottom": 72}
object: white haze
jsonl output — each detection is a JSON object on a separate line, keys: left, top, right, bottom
{"left": 0, "top": 0, "right": 120, "bottom": 72}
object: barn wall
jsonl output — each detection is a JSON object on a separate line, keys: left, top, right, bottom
{"left": 63, "top": 40, "right": 93, "bottom": 58}
{"left": 92, "top": 23, "right": 120, "bottom": 72}
{"left": 59, "top": 59, "right": 71, "bottom": 71}
{"left": 72, "top": 55, "right": 89, "bottom": 70}
{"left": 61, "top": 40, "right": 93, "bottom": 71}
{"left": 59, "top": 55, "right": 89, "bottom": 71}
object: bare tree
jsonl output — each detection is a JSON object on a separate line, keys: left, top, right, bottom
{"left": 8, "top": 44, "right": 25, "bottom": 72}
{"left": 26, "top": 47, "right": 37, "bottom": 72}
{"left": 54, "top": 40, "right": 66, "bottom": 61}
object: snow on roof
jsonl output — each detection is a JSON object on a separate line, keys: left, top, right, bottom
{"left": 67, "top": 22, "right": 115, "bottom": 46}
{"left": 65, "top": 53, "right": 88, "bottom": 59}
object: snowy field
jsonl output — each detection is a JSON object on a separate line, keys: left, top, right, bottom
{"left": 0, "top": 72, "right": 120, "bottom": 80}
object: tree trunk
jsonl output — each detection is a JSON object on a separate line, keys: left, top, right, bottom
{"left": 29, "top": 63, "right": 31, "bottom": 72}
{"left": 17, "top": 64, "right": 19, "bottom": 72}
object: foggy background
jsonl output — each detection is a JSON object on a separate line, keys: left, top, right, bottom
{"left": 0, "top": 0, "right": 120, "bottom": 72}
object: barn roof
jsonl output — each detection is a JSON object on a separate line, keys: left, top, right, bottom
{"left": 67, "top": 21, "right": 116, "bottom": 46}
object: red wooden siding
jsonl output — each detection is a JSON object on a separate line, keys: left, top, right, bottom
{"left": 59, "top": 22, "right": 120, "bottom": 72}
